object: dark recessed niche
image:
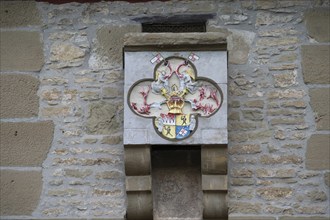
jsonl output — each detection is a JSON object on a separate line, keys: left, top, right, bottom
{"left": 142, "top": 22, "right": 206, "bottom": 33}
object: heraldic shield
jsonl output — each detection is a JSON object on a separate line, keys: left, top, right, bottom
{"left": 128, "top": 54, "right": 223, "bottom": 141}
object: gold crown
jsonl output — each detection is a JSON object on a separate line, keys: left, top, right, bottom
{"left": 161, "top": 85, "right": 187, "bottom": 114}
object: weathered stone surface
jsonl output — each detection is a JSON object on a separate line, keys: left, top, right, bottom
{"left": 102, "top": 86, "right": 122, "bottom": 99}
{"left": 257, "top": 37, "right": 299, "bottom": 47}
{"left": 310, "top": 88, "right": 330, "bottom": 130}
{"left": 101, "top": 135, "right": 122, "bottom": 145}
{"left": 96, "top": 171, "right": 123, "bottom": 179}
{"left": 307, "top": 190, "right": 327, "bottom": 202}
{"left": 0, "top": 31, "right": 44, "bottom": 71}
{"left": 231, "top": 178, "right": 255, "bottom": 186}
{"left": 0, "top": 1, "right": 41, "bottom": 27}
{"left": 268, "top": 89, "right": 305, "bottom": 99}
{"left": 90, "top": 25, "right": 141, "bottom": 69}
{"left": 50, "top": 42, "right": 85, "bottom": 68}
{"left": 125, "top": 145, "right": 150, "bottom": 176}
{"left": 306, "top": 134, "right": 330, "bottom": 170}
{"left": 229, "top": 144, "right": 261, "bottom": 155}
{"left": 41, "top": 106, "right": 71, "bottom": 117}
{"left": 296, "top": 206, "right": 327, "bottom": 215}
{"left": 243, "top": 100, "right": 264, "bottom": 108}
{"left": 0, "top": 74, "right": 39, "bottom": 118}
{"left": 305, "top": 8, "right": 330, "bottom": 42}
{"left": 202, "top": 145, "right": 227, "bottom": 174}
{"left": 256, "top": 169, "right": 296, "bottom": 178}
{"left": 64, "top": 169, "right": 92, "bottom": 179}
{"left": 124, "top": 32, "right": 227, "bottom": 47}
{"left": 53, "top": 157, "right": 119, "bottom": 166}
{"left": 256, "top": 11, "right": 293, "bottom": 26}
{"left": 325, "top": 172, "right": 330, "bottom": 187}
{"left": 0, "top": 170, "right": 42, "bottom": 215}
{"left": 152, "top": 149, "right": 202, "bottom": 219}
{"left": 48, "top": 188, "right": 83, "bottom": 197}
{"left": 79, "top": 91, "right": 100, "bottom": 101}
{"left": 280, "top": 217, "right": 330, "bottom": 220}
{"left": 270, "top": 117, "right": 305, "bottom": 125}
{"left": 257, "top": 187, "right": 293, "bottom": 200}
{"left": 0, "top": 121, "right": 54, "bottom": 166}
{"left": 85, "top": 101, "right": 120, "bottom": 135}
{"left": 302, "top": 45, "right": 330, "bottom": 84}
{"left": 230, "top": 217, "right": 275, "bottom": 220}
{"left": 231, "top": 168, "right": 253, "bottom": 178}
{"left": 229, "top": 202, "right": 262, "bottom": 214}
{"left": 227, "top": 29, "right": 255, "bottom": 64}
{"left": 242, "top": 110, "right": 264, "bottom": 121}
{"left": 126, "top": 175, "right": 151, "bottom": 191}
{"left": 260, "top": 155, "right": 303, "bottom": 165}
{"left": 273, "top": 71, "right": 297, "bottom": 88}
{"left": 281, "top": 101, "right": 307, "bottom": 109}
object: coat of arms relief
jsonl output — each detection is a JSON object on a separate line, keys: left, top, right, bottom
{"left": 128, "top": 54, "right": 224, "bottom": 141}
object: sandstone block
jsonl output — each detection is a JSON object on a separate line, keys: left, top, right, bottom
{"left": 126, "top": 175, "right": 151, "bottom": 191}
{"left": 280, "top": 217, "right": 330, "bottom": 220}
{"left": 50, "top": 42, "right": 85, "bottom": 68}
{"left": 64, "top": 169, "right": 92, "bottom": 179}
{"left": 306, "top": 134, "right": 330, "bottom": 170}
{"left": 126, "top": 191, "right": 153, "bottom": 220}
{"left": 227, "top": 29, "right": 255, "bottom": 64}
{"left": 95, "top": 171, "right": 123, "bottom": 179}
{"left": 125, "top": 145, "right": 150, "bottom": 176}
{"left": 0, "top": 1, "right": 41, "bottom": 27}
{"left": 230, "top": 178, "right": 255, "bottom": 186}
{"left": 305, "top": 8, "right": 330, "bottom": 42}
{"left": 257, "top": 187, "right": 293, "bottom": 200}
{"left": 243, "top": 100, "right": 264, "bottom": 108}
{"left": 229, "top": 144, "right": 261, "bottom": 155}
{"left": 257, "top": 37, "right": 299, "bottom": 47}
{"left": 307, "top": 190, "right": 327, "bottom": 202}
{"left": 0, "top": 31, "right": 43, "bottom": 71}
{"left": 273, "top": 71, "right": 297, "bottom": 88}
{"left": 0, "top": 121, "right": 54, "bottom": 166}
{"left": 230, "top": 217, "right": 275, "bottom": 220}
{"left": 268, "top": 89, "right": 305, "bottom": 99}
{"left": 90, "top": 25, "right": 141, "bottom": 69}
{"left": 85, "top": 101, "right": 120, "bottom": 135}
{"left": 256, "top": 168, "right": 296, "bottom": 178}
{"left": 325, "top": 172, "right": 330, "bottom": 187}
{"left": 229, "top": 202, "right": 262, "bottom": 214}
{"left": 256, "top": 11, "right": 293, "bottom": 26}
{"left": 260, "top": 155, "right": 303, "bottom": 165}
{"left": 201, "top": 145, "right": 227, "bottom": 175}
{"left": 310, "top": 88, "right": 330, "bottom": 130}
{"left": 242, "top": 110, "right": 264, "bottom": 121}
{"left": 302, "top": 45, "right": 330, "bottom": 84}
{"left": 0, "top": 170, "right": 42, "bottom": 215}
{"left": 0, "top": 74, "right": 39, "bottom": 118}
{"left": 203, "top": 191, "right": 227, "bottom": 218}
{"left": 231, "top": 168, "right": 253, "bottom": 178}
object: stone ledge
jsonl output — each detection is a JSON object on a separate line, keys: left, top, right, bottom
{"left": 124, "top": 32, "right": 227, "bottom": 50}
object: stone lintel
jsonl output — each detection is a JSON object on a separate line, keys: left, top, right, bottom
{"left": 124, "top": 32, "right": 227, "bottom": 51}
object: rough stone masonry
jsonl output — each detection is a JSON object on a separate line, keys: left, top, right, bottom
{"left": 0, "top": 0, "right": 329, "bottom": 220}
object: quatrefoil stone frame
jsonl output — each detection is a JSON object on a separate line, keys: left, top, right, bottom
{"left": 127, "top": 55, "right": 224, "bottom": 141}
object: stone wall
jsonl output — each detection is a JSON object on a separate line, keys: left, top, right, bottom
{"left": 0, "top": 0, "right": 329, "bottom": 220}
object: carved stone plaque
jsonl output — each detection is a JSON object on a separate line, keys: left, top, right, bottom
{"left": 124, "top": 51, "right": 227, "bottom": 145}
